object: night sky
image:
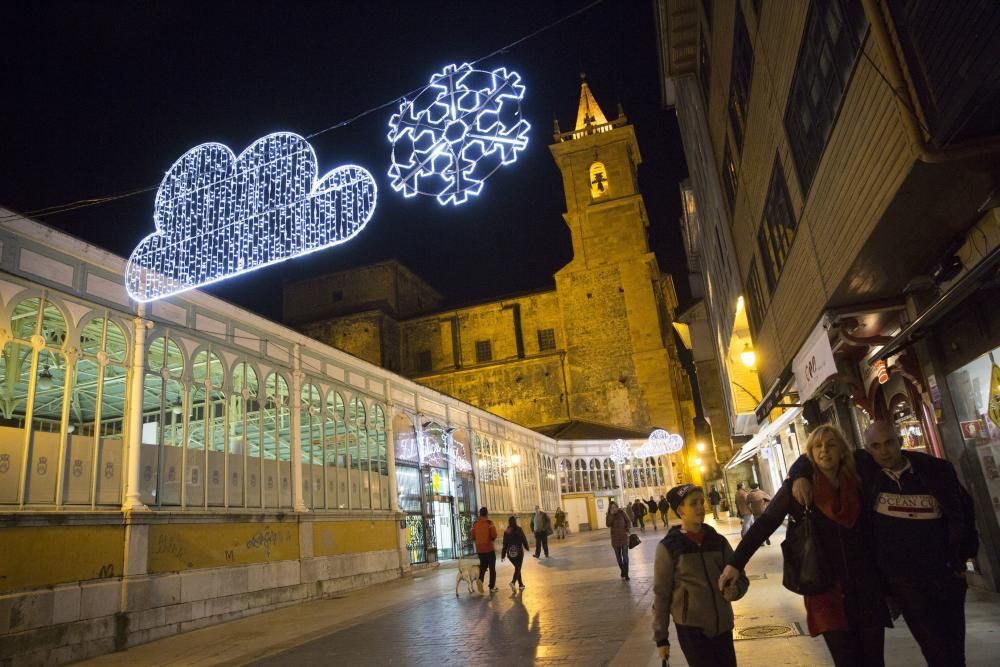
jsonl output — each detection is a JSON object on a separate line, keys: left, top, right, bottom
{"left": 1, "top": 0, "right": 690, "bottom": 321}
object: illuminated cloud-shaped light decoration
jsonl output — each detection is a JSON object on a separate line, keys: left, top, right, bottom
{"left": 640, "top": 429, "right": 684, "bottom": 457}
{"left": 126, "top": 132, "right": 377, "bottom": 302}
{"left": 387, "top": 63, "right": 530, "bottom": 206}
{"left": 609, "top": 439, "right": 632, "bottom": 466}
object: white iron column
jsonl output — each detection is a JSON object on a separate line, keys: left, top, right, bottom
{"left": 290, "top": 344, "right": 307, "bottom": 512}
{"left": 122, "top": 307, "right": 150, "bottom": 512}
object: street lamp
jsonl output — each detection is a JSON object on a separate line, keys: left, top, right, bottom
{"left": 609, "top": 439, "right": 631, "bottom": 507}
{"left": 741, "top": 343, "right": 756, "bottom": 369}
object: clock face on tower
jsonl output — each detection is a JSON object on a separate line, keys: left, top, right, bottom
{"left": 589, "top": 162, "right": 608, "bottom": 199}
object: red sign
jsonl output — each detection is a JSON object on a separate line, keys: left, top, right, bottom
{"left": 960, "top": 420, "right": 986, "bottom": 440}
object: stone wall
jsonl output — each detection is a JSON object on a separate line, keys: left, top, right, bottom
{"left": 0, "top": 513, "right": 403, "bottom": 666}
{"left": 416, "top": 354, "right": 568, "bottom": 427}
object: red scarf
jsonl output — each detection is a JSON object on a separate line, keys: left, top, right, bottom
{"left": 812, "top": 468, "right": 859, "bottom": 528}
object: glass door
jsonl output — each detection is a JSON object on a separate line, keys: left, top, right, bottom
{"left": 431, "top": 499, "right": 455, "bottom": 560}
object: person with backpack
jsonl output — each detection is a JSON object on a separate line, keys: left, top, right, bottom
{"left": 606, "top": 500, "right": 632, "bottom": 581}
{"left": 501, "top": 515, "right": 530, "bottom": 592}
{"left": 789, "top": 420, "right": 978, "bottom": 667}
{"left": 708, "top": 486, "right": 722, "bottom": 521}
{"left": 531, "top": 505, "right": 552, "bottom": 558}
{"left": 653, "top": 484, "right": 748, "bottom": 667}
{"left": 720, "top": 425, "right": 891, "bottom": 667}
{"left": 747, "top": 482, "right": 771, "bottom": 545}
{"left": 554, "top": 507, "right": 567, "bottom": 540}
{"left": 646, "top": 496, "right": 660, "bottom": 530}
{"left": 470, "top": 506, "right": 498, "bottom": 593}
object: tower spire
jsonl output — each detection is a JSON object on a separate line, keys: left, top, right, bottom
{"left": 574, "top": 72, "right": 609, "bottom": 133}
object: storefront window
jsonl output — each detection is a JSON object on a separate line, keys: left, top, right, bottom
{"left": 947, "top": 349, "right": 1000, "bottom": 528}
{"left": 890, "top": 394, "right": 928, "bottom": 452}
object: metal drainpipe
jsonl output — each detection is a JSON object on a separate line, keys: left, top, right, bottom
{"left": 862, "top": 0, "right": 1000, "bottom": 163}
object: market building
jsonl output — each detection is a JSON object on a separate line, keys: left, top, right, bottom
{"left": 655, "top": 0, "right": 1000, "bottom": 591}
{"left": 0, "top": 208, "right": 573, "bottom": 662}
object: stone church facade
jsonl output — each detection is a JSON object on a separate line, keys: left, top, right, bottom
{"left": 284, "top": 83, "right": 695, "bottom": 443}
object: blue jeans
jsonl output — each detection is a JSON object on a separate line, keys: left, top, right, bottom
{"left": 613, "top": 545, "right": 629, "bottom": 577}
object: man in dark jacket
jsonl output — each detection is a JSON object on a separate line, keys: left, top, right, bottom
{"left": 708, "top": 486, "right": 722, "bottom": 520}
{"left": 657, "top": 495, "right": 670, "bottom": 526}
{"left": 531, "top": 505, "right": 552, "bottom": 558}
{"left": 791, "top": 420, "right": 978, "bottom": 667}
{"left": 632, "top": 498, "right": 646, "bottom": 532}
{"left": 646, "top": 497, "right": 660, "bottom": 530}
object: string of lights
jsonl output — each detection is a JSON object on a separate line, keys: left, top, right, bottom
{"left": 0, "top": 0, "right": 605, "bottom": 224}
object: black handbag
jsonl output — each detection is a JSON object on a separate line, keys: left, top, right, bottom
{"left": 628, "top": 533, "right": 641, "bottom": 549}
{"left": 781, "top": 507, "right": 833, "bottom": 595}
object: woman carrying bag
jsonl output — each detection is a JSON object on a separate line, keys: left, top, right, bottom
{"left": 718, "top": 425, "right": 890, "bottom": 667}
{"left": 606, "top": 500, "right": 632, "bottom": 581}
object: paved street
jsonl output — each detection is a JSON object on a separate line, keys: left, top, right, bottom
{"left": 80, "top": 516, "right": 1000, "bottom": 666}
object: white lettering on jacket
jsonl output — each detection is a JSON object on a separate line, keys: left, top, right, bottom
{"left": 875, "top": 492, "right": 942, "bottom": 520}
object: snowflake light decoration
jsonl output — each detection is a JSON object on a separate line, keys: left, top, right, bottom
{"left": 609, "top": 438, "right": 632, "bottom": 466}
{"left": 126, "top": 132, "right": 377, "bottom": 302}
{"left": 387, "top": 63, "right": 530, "bottom": 206}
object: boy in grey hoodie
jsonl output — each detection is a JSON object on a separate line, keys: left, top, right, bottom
{"left": 653, "top": 484, "right": 749, "bottom": 667}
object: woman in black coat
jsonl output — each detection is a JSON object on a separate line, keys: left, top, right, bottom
{"left": 501, "top": 516, "right": 530, "bottom": 592}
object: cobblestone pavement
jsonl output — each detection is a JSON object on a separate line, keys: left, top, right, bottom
{"left": 80, "top": 516, "right": 1000, "bottom": 666}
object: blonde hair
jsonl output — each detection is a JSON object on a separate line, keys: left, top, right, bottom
{"left": 804, "top": 424, "right": 858, "bottom": 480}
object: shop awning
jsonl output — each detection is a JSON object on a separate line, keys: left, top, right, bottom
{"left": 871, "top": 244, "right": 1000, "bottom": 363}
{"left": 725, "top": 407, "right": 802, "bottom": 470}
{"left": 754, "top": 365, "right": 794, "bottom": 424}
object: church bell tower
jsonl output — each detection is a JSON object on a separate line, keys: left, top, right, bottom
{"left": 549, "top": 77, "right": 687, "bottom": 436}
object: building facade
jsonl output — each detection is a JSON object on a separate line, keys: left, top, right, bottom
{"left": 0, "top": 209, "right": 567, "bottom": 664}
{"left": 286, "top": 83, "right": 699, "bottom": 490}
{"left": 656, "top": 0, "right": 1000, "bottom": 591}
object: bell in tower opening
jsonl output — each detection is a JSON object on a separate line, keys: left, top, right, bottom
{"left": 589, "top": 161, "right": 608, "bottom": 198}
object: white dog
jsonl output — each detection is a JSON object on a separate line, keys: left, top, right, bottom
{"left": 455, "top": 557, "right": 481, "bottom": 596}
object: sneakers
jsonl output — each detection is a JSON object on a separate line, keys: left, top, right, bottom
{"left": 532, "top": 553, "right": 539, "bottom": 558}
{"left": 476, "top": 579, "right": 484, "bottom": 593}
{"left": 509, "top": 582, "right": 517, "bottom": 593}
{"left": 625, "top": 576, "right": 631, "bottom": 581}
{"left": 519, "top": 584, "right": 526, "bottom": 590}
{"left": 490, "top": 587, "right": 499, "bottom": 592}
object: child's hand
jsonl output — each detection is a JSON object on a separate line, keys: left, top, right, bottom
{"left": 718, "top": 565, "right": 740, "bottom": 592}
{"left": 722, "top": 579, "right": 739, "bottom": 601}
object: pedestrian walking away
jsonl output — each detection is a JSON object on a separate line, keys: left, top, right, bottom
{"left": 657, "top": 495, "right": 670, "bottom": 527}
{"left": 531, "top": 505, "right": 552, "bottom": 557}
{"left": 470, "top": 506, "right": 499, "bottom": 593}
{"left": 646, "top": 496, "right": 659, "bottom": 530}
{"left": 606, "top": 500, "right": 632, "bottom": 581}
{"left": 554, "top": 506, "right": 567, "bottom": 539}
{"left": 721, "top": 425, "right": 891, "bottom": 667}
{"left": 632, "top": 498, "right": 646, "bottom": 532}
{"left": 501, "top": 515, "right": 530, "bottom": 592}
{"left": 708, "top": 486, "right": 722, "bottom": 521}
{"left": 653, "top": 484, "right": 748, "bottom": 667}
{"left": 790, "top": 420, "right": 979, "bottom": 667}
{"left": 747, "top": 482, "right": 771, "bottom": 544}
{"left": 734, "top": 483, "right": 752, "bottom": 538}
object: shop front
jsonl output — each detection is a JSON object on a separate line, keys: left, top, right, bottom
{"left": 871, "top": 242, "right": 1000, "bottom": 592}
{"left": 393, "top": 418, "right": 477, "bottom": 564}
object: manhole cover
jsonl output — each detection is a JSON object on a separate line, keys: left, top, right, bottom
{"left": 734, "top": 623, "right": 803, "bottom": 641}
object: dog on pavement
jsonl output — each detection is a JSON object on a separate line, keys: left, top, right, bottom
{"left": 455, "top": 557, "right": 481, "bottom": 596}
